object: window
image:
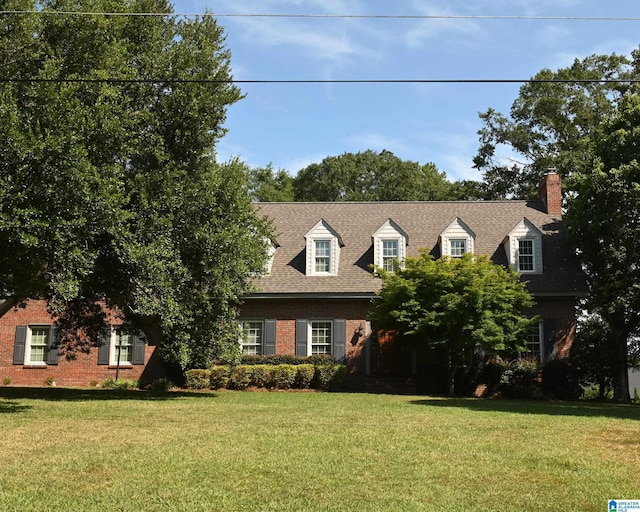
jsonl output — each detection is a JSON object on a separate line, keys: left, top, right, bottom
{"left": 98, "top": 329, "right": 145, "bottom": 366}
{"left": 523, "top": 321, "right": 544, "bottom": 363}
{"left": 311, "top": 321, "right": 333, "bottom": 355}
{"left": 518, "top": 239, "right": 535, "bottom": 272}
{"left": 241, "top": 321, "right": 264, "bottom": 355}
{"left": 382, "top": 240, "right": 399, "bottom": 271}
{"left": 13, "top": 325, "right": 58, "bottom": 366}
{"left": 314, "top": 240, "right": 331, "bottom": 273}
{"left": 449, "top": 239, "right": 466, "bottom": 257}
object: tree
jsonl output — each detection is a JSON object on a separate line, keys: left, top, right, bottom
{"left": 246, "top": 164, "right": 295, "bottom": 202}
{"left": 474, "top": 52, "right": 634, "bottom": 198}
{"left": 369, "top": 253, "right": 534, "bottom": 395}
{"left": 565, "top": 91, "right": 640, "bottom": 401}
{"left": 0, "top": 0, "right": 272, "bottom": 369}
{"left": 292, "top": 150, "right": 458, "bottom": 201}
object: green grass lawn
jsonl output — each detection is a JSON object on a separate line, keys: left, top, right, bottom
{"left": 0, "top": 388, "right": 638, "bottom": 512}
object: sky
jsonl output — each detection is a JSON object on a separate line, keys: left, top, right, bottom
{"left": 172, "top": 0, "right": 640, "bottom": 182}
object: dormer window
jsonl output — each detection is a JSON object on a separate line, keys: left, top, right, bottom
{"left": 304, "top": 220, "right": 343, "bottom": 276}
{"left": 373, "top": 219, "right": 407, "bottom": 272}
{"left": 504, "top": 218, "right": 543, "bottom": 274}
{"left": 440, "top": 218, "right": 475, "bottom": 258}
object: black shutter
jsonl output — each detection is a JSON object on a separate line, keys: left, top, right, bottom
{"left": 13, "top": 326, "right": 27, "bottom": 365}
{"left": 333, "top": 319, "right": 347, "bottom": 363}
{"left": 264, "top": 319, "right": 277, "bottom": 356}
{"left": 132, "top": 332, "right": 145, "bottom": 365}
{"left": 296, "top": 319, "right": 308, "bottom": 356}
{"left": 98, "top": 331, "right": 110, "bottom": 365}
{"left": 46, "top": 326, "right": 59, "bottom": 365}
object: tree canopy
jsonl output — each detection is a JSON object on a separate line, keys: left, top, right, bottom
{"left": 0, "top": 0, "right": 271, "bottom": 369}
{"left": 369, "top": 253, "right": 534, "bottom": 395}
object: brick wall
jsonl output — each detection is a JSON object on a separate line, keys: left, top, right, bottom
{"left": 527, "top": 296, "right": 577, "bottom": 358}
{"left": 0, "top": 300, "right": 163, "bottom": 387}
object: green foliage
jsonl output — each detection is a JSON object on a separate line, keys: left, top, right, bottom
{"left": 269, "top": 365, "right": 297, "bottom": 389}
{"left": 499, "top": 359, "right": 541, "bottom": 399}
{"left": 228, "top": 365, "right": 254, "bottom": 390}
{"left": 0, "top": 0, "right": 271, "bottom": 369}
{"left": 239, "top": 354, "right": 335, "bottom": 366}
{"left": 370, "top": 252, "right": 534, "bottom": 394}
{"left": 185, "top": 369, "right": 211, "bottom": 390}
{"left": 294, "top": 364, "right": 315, "bottom": 389}
{"left": 249, "top": 365, "right": 271, "bottom": 388}
{"left": 473, "top": 359, "right": 508, "bottom": 396}
{"left": 246, "top": 164, "right": 295, "bottom": 202}
{"left": 209, "top": 366, "right": 231, "bottom": 390}
{"left": 44, "top": 376, "right": 56, "bottom": 387}
{"left": 101, "top": 378, "right": 139, "bottom": 390}
{"left": 2, "top": 377, "right": 11, "bottom": 386}
{"left": 292, "top": 150, "right": 461, "bottom": 201}
{"left": 149, "top": 377, "right": 174, "bottom": 392}
{"left": 312, "top": 364, "right": 347, "bottom": 391}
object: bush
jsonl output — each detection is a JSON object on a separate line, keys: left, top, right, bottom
{"left": 239, "top": 354, "right": 335, "bottom": 366}
{"left": 102, "top": 378, "right": 139, "bottom": 390}
{"left": 229, "top": 365, "right": 254, "bottom": 390}
{"left": 269, "top": 365, "right": 297, "bottom": 389}
{"left": 150, "top": 377, "right": 174, "bottom": 392}
{"left": 474, "top": 359, "right": 508, "bottom": 396}
{"left": 250, "top": 365, "right": 271, "bottom": 388}
{"left": 294, "top": 364, "right": 315, "bottom": 389}
{"left": 209, "top": 366, "right": 231, "bottom": 389}
{"left": 541, "top": 358, "right": 579, "bottom": 400}
{"left": 313, "top": 364, "right": 347, "bottom": 391}
{"left": 185, "top": 369, "right": 211, "bottom": 390}
{"left": 499, "top": 359, "right": 541, "bottom": 399}
{"left": 3, "top": 377, "right": 12, "bottom": 386}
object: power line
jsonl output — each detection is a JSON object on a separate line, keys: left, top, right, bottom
{"left": 1, "top": 78, "right": 639, "bottom": 84}
{"left": 1, "top": 11, "right": 640, "bottom": 21}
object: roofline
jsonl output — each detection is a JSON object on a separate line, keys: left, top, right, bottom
{"left": 243, "top": 292, "right": 377, "bottom": 300}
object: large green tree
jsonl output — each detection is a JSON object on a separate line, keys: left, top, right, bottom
{"left": 0, "top": 0, "right": 271, "bottom": 369}
{"left": 369, "top": 253, "right": 534, "bottom": 395}
{"left": 292, "top": 149, "right": 459, "bottom": 202}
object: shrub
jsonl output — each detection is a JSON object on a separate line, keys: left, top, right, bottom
{"left": 294, "top": 364, "right": 315, "bottom": 389}
{"left": 541, "top": 358, "right": 579, "bottom": 400}
{"left": 473, "top": 359, "right": 508, "bottom": 396}
{"left": 150, "top": 377, "right": 174, "bottom": 392}
{"left": 44, "top": 376, "right": 56, "bottom": 387}
{"left": 2, "top": 377, "right": 12, "bottom": 386}
{"left": 102, "top": 378, "right": 139, "bottom": 390}
{"left": 209, "top": 366, "right": 231, "bottom": 389}
{"left": 313, "top": 364, "right": 347, "bottom": 391}
{"left": 499, "top": 359, "right": 541, "bottom": 399}
{"left": 250, "top": 365, "right": 271, "bottom": 388}
{"left": 229, "top": 365, "right": 254, "bottom": 390}
{"left": 185, "top": 369, "right": 211, "bottom": 390}
{"left": 269, "top": 365, "right": 297, "bottom": 389}
{"left": 239, "top": 354, "right": 335, "bottom": 366}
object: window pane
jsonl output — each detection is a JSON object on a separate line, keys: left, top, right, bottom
{"left": 315, "top": 240, "right": 331, "bottom": 273}
{"left": 450, "top": 239, "right": 466, "bottom": 257}
{"left": 115, "top": 332, "right": 133, "bottom": 363}
{"left": 382, "top": 240, "right": 398, "bottom": 271}
{"left": 518, "top": 240, "right": 534, "bottom": 271}
{"left": 524, "top": 322, "right": 543, "bottom": 362}
{"left": 242, "top": 321, "right": 263, "bottom": 355}
{"left": 29, "top": 327, "right": 49, "bottom": 363}
{"left": 311, "top": 321, "right": 332, "bottom": 355}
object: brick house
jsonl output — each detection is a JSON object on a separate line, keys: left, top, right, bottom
{"left": 241, "top": 173, "right": 586, "bottom": 391}
{"left": 0, "top": 173, "right": 585, "bottom": 389}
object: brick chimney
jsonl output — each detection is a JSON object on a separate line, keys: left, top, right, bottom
{"left": 539, "top": 172, "right": 562, "bottom": 216}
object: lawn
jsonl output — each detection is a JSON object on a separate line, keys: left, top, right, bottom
{"left": 0, "top": 388, "right": 638, "bottom": 512}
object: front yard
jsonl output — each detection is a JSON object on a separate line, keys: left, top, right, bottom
{"left": 0, "top": 388, "right": 638, "bottom": 511}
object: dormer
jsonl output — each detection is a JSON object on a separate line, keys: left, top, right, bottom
{"left": 264, "top": 238, "right": 279, "bottom": 276}
{"left": 372, "top": 219, "right": 407, "bottom": 271}
{"left": 304, "top": 220, "right": 343, "bottom": 276}
{"left": 439, "top": 218, "right": 475, "bottom": 258}
{"left": 503, "top": 218, "right": 543, "bottom": 274}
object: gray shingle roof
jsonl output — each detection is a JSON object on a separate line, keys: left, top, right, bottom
{"left": 250, "top": 200, "right": 586, "bottom": 297}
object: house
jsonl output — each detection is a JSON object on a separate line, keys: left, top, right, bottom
{"left": 241, "top": 172, "right": 586, "bottom": 391}
{"left": 0, "top": 173, "right": 585, "bottom": 389}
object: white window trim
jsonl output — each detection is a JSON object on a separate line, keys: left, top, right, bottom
{"left": 449, "top": 239, "right": 467, "bottom": 258}
{"left": 109, "top": 328, "right": 134, "bottom": 366}
{"left": 381, "top": 238, "right": 400, "bottom": 271}
{"left": 439, "top": 218, "right": 475, "bottom": 258}
{"left": 517, "top": 238, "right": 536, "bottom": 273}
{"left": 309, "top": 320, "right": 333, "bottom": 356}
{"left": 505, "top": 218, "right": 543, "bottom": 274}
{"left": 239, "top": 320, "right": 264, "bottom": 355}
{"left": 24, "top": 325, "right": 50, "bottom": 366}
{"left": 522, "top": 320, "right": 544, "bottom": 363}
{"left": 373, "top": 219, "right": 407, "bottom": 272}
{"left": 304, "top": 220, "right": 342, "bottom": 276}
{"left": 313, "top": 239, "right": 333, "bottom": 274}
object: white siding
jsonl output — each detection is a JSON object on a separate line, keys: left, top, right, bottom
{"left": 504, "top": 218, "right": 543, "bottom": 274}
{"left": 440, "top": 218, "right": 475, "bottom": 257}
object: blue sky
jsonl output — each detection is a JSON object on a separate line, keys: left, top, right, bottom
{"left": 173, "top": 0, "right": 640, "bottom": 181}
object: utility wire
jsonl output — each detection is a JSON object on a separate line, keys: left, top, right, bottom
{"left": 1, "top": 11, "right": 640, "bottom": 21}
{"left": 1, "top": 78, "right": 639, "bottom": 84}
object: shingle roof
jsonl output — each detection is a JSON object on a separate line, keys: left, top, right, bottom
{"left": 250, "top": 200, "right": 587, "bottom": 297}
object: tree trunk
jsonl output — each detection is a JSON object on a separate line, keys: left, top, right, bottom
{"left": 611, "top": 329, "right": 630, "bottom": 403}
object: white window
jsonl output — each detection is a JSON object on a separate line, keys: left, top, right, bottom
{"left": 27, "top": 326, "right": 50, "bottom": 364}
{"left": 314, "top": 240, "right": 331, "bottom": 273}
{"left": 241, "top": 321, "right": 264, "bottom": 355}
{"left": 311, "top": 321, "right": 332, "bottom": 355}
{"left": 523, "top": 320, "right": 544, "bottom": 363}
{"left": 382, "top": 239, "right": 399, "bottom": 271}
{"left": 518, "top": 239, "right": 535, "bottom": 272}
{"left": 111, "top": 330, "right": 134, "bottom": 365}
{"left": 449, "top": 239, "right": 467, "bottom": 257}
